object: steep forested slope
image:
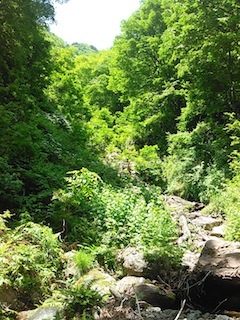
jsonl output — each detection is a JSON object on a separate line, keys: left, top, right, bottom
{"left": 0, "top": 0, "right": 68, "bottom": 213}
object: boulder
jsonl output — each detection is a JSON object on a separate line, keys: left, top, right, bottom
{"left": 117, "top": 247, "right": 174, "bottom": 279}
{"left": 112, "top": 276, "right": 176, "bottom": 309}
{"left": 118, "top": 247, "right": 149, "bottom": 277}
{"left": 17, "top": 306, "right": 61, "bottom": 320}
{"left": 76, "top": 268, "right": 116, "bottom": 298}
{"left": 195, "top": 239, "right": 240, "bottom": 277}
{"left": 114, "top": 276, "right": 145, "bottom": 296}
{"left": 62, "top": 250, "right": 79, "bottom": 279}
{"left": 164, "top": 195, "right": 204, "bottom": 212}
{"left": 134, "top": 283, "right": 176, "bottom": 308}
{"left": 191, "top": 216, "right": 222, "bottom": 231}
{"left": 190, "top": 239, "right": 240, "bottom": 312}
{"left": 211, "top": 224, "right": 225, "bottom": 237}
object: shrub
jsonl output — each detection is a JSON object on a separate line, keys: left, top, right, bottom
{"left": 162, "top": 123, "right": 227, "bottom": 202}
{"left": 52, "top": 168, "right": 103, "bottom": 215}
{"left": 0, "top": 157, "right": 24, "bottom": 209}
{"left": 221, "top": 175, "right": 240, "bottom": 241}
{"left": 135, "top": 145, "right": 162, "bottom": 183}
{"left": 0, "top": 221, "right": 63, "bottom": 307}
{"left": 0, "top": 210, "right": 11, "bottom": 235}
{"left": 209, "top": 115, "right": 240, "bottom": 241}
{"left": 64, "top": 283, "right": 102, "bottom": 319}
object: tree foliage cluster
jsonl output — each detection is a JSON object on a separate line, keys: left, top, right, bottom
{"left": 0, "top": 0, "right": 240, "bottom": 317}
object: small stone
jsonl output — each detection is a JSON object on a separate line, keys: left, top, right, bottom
{"left": 162, "top": 309, "right": 178, "bottom": 317}
{"left": 182, "top": 250, "right": 200, "bottom": 271}
{"left": 203, "top": 313, "right": 211, "bottom": 319}
{"left": 214, "top": 315, "right": 232, "bottom": 320}
{"left": 188, "top": 312, "right": 198, "bottom": 320}
{"left": 145, "top": 306, "right": 162, "bottom": 313}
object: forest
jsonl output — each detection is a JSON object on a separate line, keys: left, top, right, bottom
{"left": 0, "top": 0, "right": 240, "bottom": 319}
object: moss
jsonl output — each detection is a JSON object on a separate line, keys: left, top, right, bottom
{"left": 75, "top": 269, "right": 116, "bottom": 299}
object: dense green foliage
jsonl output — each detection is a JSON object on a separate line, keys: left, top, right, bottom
{"left": 0, "top": 212, "right": 63, "bottom": 308}
{"left": 52, "top": 168, "right": 179, "bottom": 256}
{"left": 0, "top": 0, "right": 71, "bottom": 213}
{"left": 0, "top": 0, "right": 240, "bottom": 318}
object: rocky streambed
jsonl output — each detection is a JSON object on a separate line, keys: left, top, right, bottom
{"left": 95, "top": 196, "right": 240, "bottom": 320}
{"left": 17, "top": 196, "right": 240, "bottom": 320}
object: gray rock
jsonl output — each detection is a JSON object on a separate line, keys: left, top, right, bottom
{"left": 188, "top": 310, "right": 202, "bottom": 320}
{"left": 76, "top": 268, "right": 116, "bottom": 298}
{"left": 196, "top": 239, "right": 240, "bottom": 277}
{"left": 118, "top": 247, "right": 149, "bottom": 276}
{"left": 114, "top": 276, "right": 145, "bottom": 296}
{"left": 190, "top": 239, "right": 240, "bottom": 312}
{"left": 134, "top": 283, "right": 176, "bottom": 308}
{"left": 62, "top": 250, "right": 79, "bottom": 278}
{"left": 211, "top": 225, "right": 225, "bottom": 237}
{"left": 214, "top": 316, "right": 232, "bottom": 320}
{"left": 164, "top": 195, "right": 203, "bottom": 212}
{"left": 17, "top": 306, "right": 61, "bottom": 320}
{"left": 117, "top": 247, "right": 166, "bottom": 278}
{"left": 182, "top": 250, "right": 201, "bottom": 271}
{"left": 29, "top": 307, "right": 60, "bottom": 320}
{"left": 191, "top": 216, "right": 222, "bottom": 230}
{"left": 163, "top": 309, "right": 177, "bottom": 316}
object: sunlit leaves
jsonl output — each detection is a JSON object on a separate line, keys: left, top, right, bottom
{"left": 161, "top": 0, "right": 240, "bottom": 128}
{"left": 109, "top": 0, "right": 166, "bottom": 99}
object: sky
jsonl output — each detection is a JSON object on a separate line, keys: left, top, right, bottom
{"left": 50, "top": 0, "right": 141, "bottom": 50}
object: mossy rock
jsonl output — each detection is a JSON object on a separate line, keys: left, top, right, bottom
{"left": 75, "top": 268, "right": 116, "bottom": 299}
{"left": 17, "top": 305, "right": 62, "bottom": 320}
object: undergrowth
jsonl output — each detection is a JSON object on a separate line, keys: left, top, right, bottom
{"left": 0, "top": 213, "right": 63, "bottom": 310}
{"left": 52, "top": 168, "right": 181, "bottom": 267}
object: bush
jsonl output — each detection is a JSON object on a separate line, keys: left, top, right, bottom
{"left": 209, "top": 115, "right": 240, "bottom": 241}
{"left": 0, "top": 220, "right": 63, "bottom": 307}
{"left": 64, "top": 282, "right": 102, "bottom": 319}
{"left": 221, "top": 175, "right": 240, "bottom": 241}
{"left": 0, "top": 157, "right": 24, "bottom": 209}
{"left": 52, "top": 168, "right": 103, "bottom": 215}
{"left": 162, "top": 123, "right": 227, "bottom": 202}
{"left": 135, "top": 145, "right": 162, "bottom": 183}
